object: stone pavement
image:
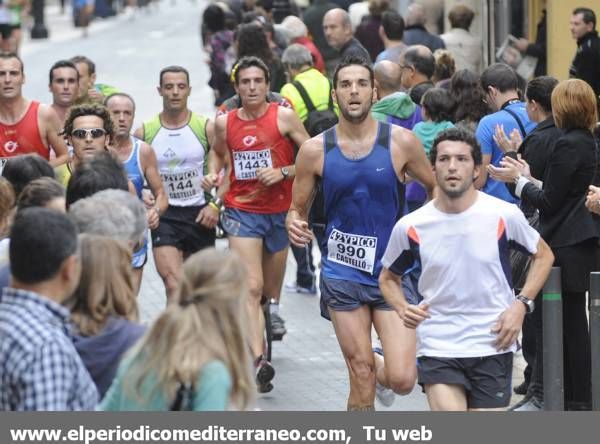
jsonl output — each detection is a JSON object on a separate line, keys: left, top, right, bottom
{"left": 20, "top": 0, "right": 526, "bottom": 411}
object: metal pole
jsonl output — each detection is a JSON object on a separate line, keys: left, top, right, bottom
{"left": 543, "top": 266, "right": 564, "bottom": 411}
{"left": 30, "top": 0, "right": 49, "bottom": 40}
{"left": 590, "top": 272, "right": 600, "bottom": 411}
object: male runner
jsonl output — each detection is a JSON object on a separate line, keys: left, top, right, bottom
{"left": 380, "top": 128, "right": 554, "bottom": 411}
{"left": 70, "top": 56, "right": 119, "bottom": 104}
{"left": 48, "top": 60, "right": 80, "bottom": 126}
{"left": 0, "top": 52, "right": 68, "bottom": 171}
{"left": 134, "top": 65, "right": 216, "bottom": 299}
{"left": 210, "top": 56, "right": 310, "bottom": 393}
{"left": 55, "top": 103, "right": 116, "bottom": 187}
{"left": 106, "top": 92, "right": 168, "bottom": 292}
{"left": 287, "top": 56, "right": 436, "bottom": 410}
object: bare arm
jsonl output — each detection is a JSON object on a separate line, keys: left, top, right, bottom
{"left": 139, "top": 142, "right": 168, "bottom": 230}
{"left": 277, "top": 107, "right": 311, "bottom": 179}
{"left": 40, "top": 105, "right": 68, "bottom": 167}
{"left": 379, "top": 267, "right": 430, "bottom": 329}
{"left": 391, "top": 127, "right": 436, "bottom": 199}
{"left": 286, "top": 136, "right": 323, "bottom": 247}
{"left": 133, "top": 126, "right": 144, "bottom": 141}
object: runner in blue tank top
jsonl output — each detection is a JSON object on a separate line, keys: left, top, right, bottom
{"left": 287, "top": 56, "right": 436, "bottom": 411}
{"left": 106, "top": 93, "right": 168, "bottom": 293}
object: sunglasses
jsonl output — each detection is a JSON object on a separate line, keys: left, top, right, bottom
{"left": 71, "top": 128, "right": 107, "bottom": 139}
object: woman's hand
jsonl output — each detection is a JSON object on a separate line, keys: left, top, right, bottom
{"left": 487, "top": 155, "right": 529, "bottom": 183}
{"left": 585, "top": 185, "right": 600, "bottom": 215}
{"left": 493, "top": 124, "right": 522, "bottom": 153}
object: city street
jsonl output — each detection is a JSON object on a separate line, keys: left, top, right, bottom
{"left": 20, "top": 0, "right": 523, "bottom": 411}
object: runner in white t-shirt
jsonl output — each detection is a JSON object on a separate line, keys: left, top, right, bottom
{"left": 379, "top": 127, "right": 554, "bottom": 411}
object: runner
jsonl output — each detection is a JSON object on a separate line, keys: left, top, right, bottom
{"left": 54, "top": 103, "right": 115, "bottom": 187}
{"left": 287, "top": 56, "right": 436, "bottom": 410}
{"left": 209, "top": 56, "right": 310, "bottom": 393}
{"left": 70, "top": 56, "right": 119, "bottom": 105}
{"left": 379, "top": 127, "right": 554, "bottom": 411}
{"left": 0, "top": 52, "right": 68, "bottom": 172}
{"left": 134, "top": 65, "right": 217, "bottom": 299}
{"left": 106, "top": 92, "right": 168, "bottom": 293}
{"left": 48, "top": 60, "right": 80, "bottom": 126}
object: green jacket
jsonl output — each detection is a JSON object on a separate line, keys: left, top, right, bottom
{"left": 371, "top": 92, "right": 417, "bottom": 123}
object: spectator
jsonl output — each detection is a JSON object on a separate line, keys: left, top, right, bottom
{"left": 0, "top": 177, "right": 14, "bottom": 289}
{"left": 281, "top": 15, "right": 326, "bottom": 73}
{"left": 323, "top": 8, "right": 371, "bottom": 64}
{"left": 403, "top": 3, "right": 445, "bottom": 52}
{"left": 0, "top": 208, "right": 98, "bottom": 410}
{"left": 568, "top": 7, "right": 600, "bottom": 103}
{"left": 399, "top": 45, "right": 435, "bottom": 104}
{"left": 101, "top": 248, "right": 253, "bottom": 411}
{"left": 489, "top": 79, "right": 599, "bottom": 411}
{"left": 70, "top": 234, "right": 145, "bottom": 398}
{"left": 432, "top": 49, "right": 455, "bottom": 89}
{"left": 375, "top": 10, "right": 407, "bottom": 63}
{"left": 1, "top": 154, "right": 54, "bottom": 198}
{"left": 511, "top": 4, "right": 547, "bottom": 76}
{"left": 303, "top": 0, "right": 339, "bottom": 73}
{"left": 371, "top": 60, "right": 422, "bottom": 129}
{"left": 17, "top": 177, "right": 66, "bottom": 213}
{"left": 450, "top": 69, "right": 489, "bottom": 132}
{"left": 354, "top": 0, "right": 390, "bottom": 62}
{"left": 475, "top": 63, "right": 535, "bottom": 203}
{"left": 440, "top": 3, "right": 482, "bottom": 73}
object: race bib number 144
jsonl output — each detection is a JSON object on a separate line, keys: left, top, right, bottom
{"left": 233, "top": 149, "right": 273, "bottom": 180}
{"left": 327, "top": 229, "right": 378, "bottom": 274}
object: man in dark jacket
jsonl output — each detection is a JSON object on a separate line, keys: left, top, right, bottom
{"left": 569, "top": 7, "right": 600, "bottom": 102}
{"left": 323, "top": 8, "right": 371, "bottom": 66}
{"left": 402, "top": 3, "right": 445, "bottom": 52}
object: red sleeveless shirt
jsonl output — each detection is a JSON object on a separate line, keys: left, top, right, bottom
{"left": 0, "top": 101, "right": 48, "bottom": 160}
{"left": 225, "top": 102, "right": 294, "bottom": 214}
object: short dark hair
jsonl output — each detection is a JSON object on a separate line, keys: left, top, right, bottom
{"left": 233, "top": 56, "right": 270, "bottom": 85}
{"left": 159, "top": 65, "right": 190, "bottom": 86}
{"left": 448, "top": 4, "right": 475, "bottom": 30}
{"left": 63, "top": 103, "right": 115, "bottom": 141}
{"left": 10, "top": 208, "right": 78, "bottom": 284}
{"left": 480, "top": 63, "right": 519, "bottom": 93}
{"left": 49, "top": 60, "right": 79, "bottom": 84}
{"left": 525, "top": 76, "right": 559, "bottom": 113}
{"left": 202, "top": 4, "right": 226, "bottom": 33}
{"left": 403, "top": 46, "right": 435, "bottom": 78}
{"left": 66, "top": 152, "right": 129, "bottom": 208}
{"left": 381, "top": 10, "right": 405, "bottom": 40}
{"left": 17, "top": 177, "right": 66, "bottom": 211}
{"left": 573, "top": 7, "right": 596, "bottom": 28}
{"left": 104, "top": 92, "right": 136, "bottom": 113}
{"left": 1, "top": 154, "right": 55, "bottom": 198}
{"left": 70, "top": 55, "right": 95, "bottom": 75}
{"left": 0, "top": 51, "right": 24, "bottom": 73}
{"left": 430, "top": 127, "right": 482, "bottom": 166}
{"left": 333, "top": 55, "right": 375, "bottom": 89}
{"left": 421, "top": 88, "right": 455, "bottom": 122}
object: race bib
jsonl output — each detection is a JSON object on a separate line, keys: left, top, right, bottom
{"left": 233, "top": 149, "right": 272, "bottom": 180}
{"left": 327, "top": 228, "right": 378, "bottom": 274}
{"left": 162, "top": 168, "right": 202, "bottom": 201}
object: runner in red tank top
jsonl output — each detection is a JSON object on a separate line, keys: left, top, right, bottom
{"left": 208, "top": 56, "right": 309, "bottom": 393}
{"left": 0, "top": 53, "right": 68, "bottom": 172}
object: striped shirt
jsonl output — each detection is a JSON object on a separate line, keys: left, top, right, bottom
{"left": 0, "top": 287, "right": 98, "bottom": 410}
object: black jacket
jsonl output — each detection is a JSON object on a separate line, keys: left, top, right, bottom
{"left": 569, "top": 31, "right": 600, "bottom": 99}
{"left": 519, "top": 128, "right": 599, "bottom": 247}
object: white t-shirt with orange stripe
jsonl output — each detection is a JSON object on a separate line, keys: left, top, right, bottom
{"left": 382, "top": 192, "right": 540, "bottom": 358}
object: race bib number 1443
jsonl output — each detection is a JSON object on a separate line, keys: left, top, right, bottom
{"left": 233, "top": 149, "right": 273, "bottom": 180}
{"left": 327, "top": 229, "right": 378, "bottom": 274}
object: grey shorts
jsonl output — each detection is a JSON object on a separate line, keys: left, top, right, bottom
{"left": 417, "top": 352, "right": 514, "bottom": 409}
{"left": 221, "top": 207, "right": 289, "bottom": 253}
{"left": 319, "top": 276, "right": 394, "bottom": 321}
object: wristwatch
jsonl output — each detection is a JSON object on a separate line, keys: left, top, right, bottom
{"left": 516, "top": 294, "right": 535, "bottom": 314}
{"left": 281, "top": 167, "right": 290, "bottom": 180}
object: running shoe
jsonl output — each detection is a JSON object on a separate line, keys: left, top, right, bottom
{"left": 373, "top": 346, "right": 395, "bottom": 407}
{"left": 270, "top": 312, "right": 287, "bottom": 341}
{"left": 255, "top": 356, "right": 275, "bottom": 393}
{"left": 284, "top": 281, "right": 317, "bottom": 295}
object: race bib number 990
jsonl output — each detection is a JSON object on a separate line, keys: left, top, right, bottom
{"left": 327, "top": 229, "right": 378, "bottom": 274}
{"left": 233, "top": 149, "right": 272, "bottom": 180}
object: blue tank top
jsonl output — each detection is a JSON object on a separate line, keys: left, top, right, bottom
{"left": 321, "top": 123, "right": 403, "bottom": 286}
{"left": 123, "top": 137, "right": 144, "bottom": 198}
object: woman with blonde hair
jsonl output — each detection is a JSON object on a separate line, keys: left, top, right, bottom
{"left": 71, "top": 234, "right": 144, "bottom": 398}
{"left": 488, "top": 78, "right": 599, "bottom": 410}
{"left": 101, "top": 248, "right": 253, "bottom": 411}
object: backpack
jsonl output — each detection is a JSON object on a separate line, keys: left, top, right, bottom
{"left": 292, "top": 81, "right": 338, "bottom": 137}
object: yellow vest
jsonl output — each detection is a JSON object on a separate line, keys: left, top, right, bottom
{"left": 280, "top": 68, "right": 338, "bottom": 123}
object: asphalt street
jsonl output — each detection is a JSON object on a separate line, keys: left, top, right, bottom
{"left": 20, "top": 0, "right": 523, "bottom": 411}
